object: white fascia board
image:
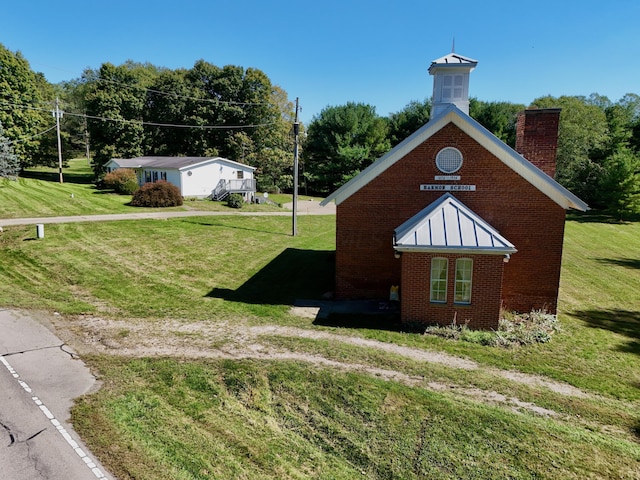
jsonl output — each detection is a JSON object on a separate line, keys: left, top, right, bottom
{"left": 321, "top": 105, "right": 589, "bottom": 212}
{"left": 394, "top": 245, "right": 517, "bottom": 255}
{"left": 320, "top": 108, "right": 457, "bottom": 207}
{"left": 175, "top": 157, "right": 256, "bottom": 172}
{"left": 450, "top": 113, "right": 589, "bottom": 211}
{"left": 213, "top": 157, "right": 257, "bottom": 171}
{"left": 176, "top": 158, "right": 218, "bottom": 171}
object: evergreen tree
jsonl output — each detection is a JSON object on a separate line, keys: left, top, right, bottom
{"left": 598, "top": 147, "right": 640, "bottom": 219}
{"left": 0, "top": 123, "right": 20, "bottom": 179}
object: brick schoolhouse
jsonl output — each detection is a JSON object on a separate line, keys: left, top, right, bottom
{"left": 320, "top": 52, "right": 589, "bottom": 330}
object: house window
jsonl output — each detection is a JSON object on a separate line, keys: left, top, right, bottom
{"left": 152, "top": 171, "right": 158, "bottom": 182}
{"left": 237, "top": 170, "right": 244, "bottom": 179}
{"left": 435, "top": 147, "right": 463, "bottom": 174}
{"left": 160, "top": 171, "right": 167, "bottom": 181}
{"left": 430, "top": 257, "right": 448, "bottom": 303}
{"left": 454, "top": 258, "right": 473, "bottom": 304}
{"left": 145, "top": 171, "right": 151, "bottom": 183}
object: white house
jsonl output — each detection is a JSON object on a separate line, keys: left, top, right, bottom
{"left": 104, "top": 156, "right": 256, "bottom": 201}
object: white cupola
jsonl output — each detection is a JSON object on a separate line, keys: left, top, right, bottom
{"left": 428, "top": 51, "right": 477, "bottom": 117}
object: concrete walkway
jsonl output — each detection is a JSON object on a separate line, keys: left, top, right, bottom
{"left": 0, "top": 200, "right": 335, "bottom": 227}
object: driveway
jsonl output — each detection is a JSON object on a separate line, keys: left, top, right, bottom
{"left": 0, "top": 200, "right": 335, "bottom": 227}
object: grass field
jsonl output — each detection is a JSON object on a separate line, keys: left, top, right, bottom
{"left": 1, "top": 163, "right": 639, "bottom": 479}
{"left": 0, "top": 159, "right": 285, "bottom": 218}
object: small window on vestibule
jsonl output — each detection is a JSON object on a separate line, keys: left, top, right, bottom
{"left": 454, "top": 258, "right": 473, "bottom": 304}
{"left": 430, "top": 257, "right": 448, "bottom": 303}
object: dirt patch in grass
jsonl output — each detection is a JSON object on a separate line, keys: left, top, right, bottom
{"left": 35, "top": 310, "right": 591, "bottom": 420}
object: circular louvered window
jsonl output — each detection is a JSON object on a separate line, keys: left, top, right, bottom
{"left": 435, "top": 147, "right": 463, "bottom": 173}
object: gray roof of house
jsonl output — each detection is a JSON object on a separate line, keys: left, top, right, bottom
{"left": 109, "top": 156, "right": 255, "bottom": 171}
{"left": 394, "top": 193, "right": 516, "bottom": 254}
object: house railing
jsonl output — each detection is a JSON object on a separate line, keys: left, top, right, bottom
{"left": 209, "top": 178, "right": 256, "bottom": 201}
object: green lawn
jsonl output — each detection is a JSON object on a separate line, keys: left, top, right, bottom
{"left": 0, "top": 159, "right": 284, "bottom": 218}
{"left": 1, "top": 170, "right": 639, "bottom": 479}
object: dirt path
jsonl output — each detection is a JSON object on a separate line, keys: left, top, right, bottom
{"left": 35, "top": 310, "right": 589, "bottom": 420}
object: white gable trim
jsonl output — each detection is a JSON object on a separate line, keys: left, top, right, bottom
{"left": 176, "top": 157, "right": 256, "bottom": 172}
{"left": 320, "top": 105, "right": 588, "bottom": 211}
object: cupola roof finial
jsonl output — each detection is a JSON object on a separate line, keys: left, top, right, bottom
{"left": 452, "top": 37, "right": 455, "bottom": 53}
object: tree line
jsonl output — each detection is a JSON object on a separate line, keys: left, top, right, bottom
{"left": 303, "top": 96, "right": 640, "bottom": 217}
{"left": 0, "top": 43, "right": 297, "bottom": 193}
{"left": 1, "top": 42, "right": 639, "bottom": 216}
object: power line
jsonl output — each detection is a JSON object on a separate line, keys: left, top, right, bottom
{"left": 0, "top": 124, "right": 57, "bottom": 146}
{"left": 0, "top": 99, "right": 277, "bottom": 130}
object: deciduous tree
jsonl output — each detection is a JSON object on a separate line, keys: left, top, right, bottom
{"left": 0, "top": 43, "right": 49, "bottom": 168}
{"left": 470, "top": 99, "right": 524, "bottom": 147}
{"left": 304, "top": 102, "right": 390, "bottom": 193}
{"left": 83, "top": 62, "right": 158, "bottom": 173}
{"left": 531, "top": 95, "right": 609, "bottom": 204}
{"left": 387, "top": 99, "right": 431, "bottom": 147}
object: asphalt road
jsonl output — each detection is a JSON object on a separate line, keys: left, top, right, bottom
{"left": 0, "top": 309, "right": 113, "bottom": 479}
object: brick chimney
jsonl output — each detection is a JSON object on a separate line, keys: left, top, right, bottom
{"left": 515, "top": 108, "right": 561, "bottom": 178}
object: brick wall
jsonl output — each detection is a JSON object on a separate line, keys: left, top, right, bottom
{"left": 400, "top": 253, "right": 504, "bottom": 330}
{"left": 335, "top": 122, "right": 567, "bottom": 315}
{"left": 515, "top": 108, "right": 561, "bottom": 178}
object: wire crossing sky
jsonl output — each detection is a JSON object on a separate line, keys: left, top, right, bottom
{"left": 3, "top": 0, "right": 639, "bottom": 124}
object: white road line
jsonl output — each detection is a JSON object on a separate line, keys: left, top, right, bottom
{"left": 0, "top": 355, "right": 106, "bottom": 479}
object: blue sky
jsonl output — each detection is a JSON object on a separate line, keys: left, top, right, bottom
{"left": 3, "top": 0, "right": 639, "bottom": 124}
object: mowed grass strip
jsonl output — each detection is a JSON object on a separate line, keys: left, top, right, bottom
{"left": 73, "top": 356, "right": 640, "bottom": 480}
{"left": 0, "top": 214, "right": 335, "bottom": 321}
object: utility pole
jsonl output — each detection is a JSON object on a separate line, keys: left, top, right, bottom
{"left": 53, "top": 97, "right": 64, "bottom": 183}
{"left": 292, "top": 97, "right": 300, "bottom": 236}
{"left": 84, "top": 115, "right": 90, "bottom": 165}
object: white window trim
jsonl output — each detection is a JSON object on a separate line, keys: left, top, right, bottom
{"left": 430, "top": 257, "right": 448, "bottom": 303}
{"left": 435, "top": 147, "right": 463, "bottom": 174}
{"left": 454, "top": 258, "right": 473, "bottom": 305}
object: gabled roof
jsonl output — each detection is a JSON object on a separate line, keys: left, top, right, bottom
{"left": 107, "top": 156, "right": 255, "bottom": 171}
{"left": 320, "top": 105, "right": 588, "bottom": 211}
{"left": 394, "top": 193, "right": 516, "bottom": 255}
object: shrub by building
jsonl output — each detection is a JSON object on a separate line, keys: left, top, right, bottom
{"left": 226, "top": 193, "right": 244, "bottom": 209}
{"left": 102, "top": 168, "right": 139, "bottom": 195}
{"left": 130, "top": 180, "right": 183, "bottom": 207}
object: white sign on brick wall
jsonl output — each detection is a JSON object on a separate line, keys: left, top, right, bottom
{"left": 420, "top": 184, "right": 476, "bottom": 191}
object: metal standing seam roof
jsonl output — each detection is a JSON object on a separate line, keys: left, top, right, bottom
{"left": 394, "top": 193, "right": 517, "bottom": 255}
{"left": 428, "top": 53, "right": 478, "bottom": 70}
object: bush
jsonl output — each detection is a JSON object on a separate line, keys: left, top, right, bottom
{"left": 226, "top": 193, "right": 244, "bottom": 209}
{"left": 130, "top": 180, "right": 183, "bottom": 207}
{"left": 103, "top": 169, "right": 139, "bottom": 195}
{"left": 423, "top": 309, "right": 559, "bottom": 348}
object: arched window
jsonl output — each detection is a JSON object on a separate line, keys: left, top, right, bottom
{"left": 430, "top": 257, "right": 448, "bottom": 303}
